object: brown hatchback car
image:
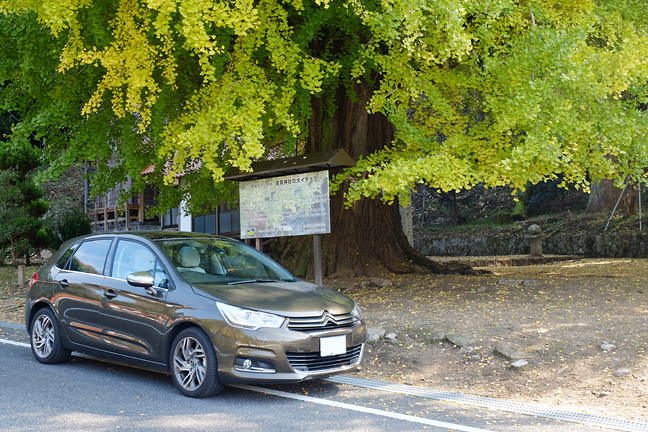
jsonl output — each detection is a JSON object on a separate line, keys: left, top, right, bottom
{"left": 25, "top": 231, "right": 365, "bottom": 397}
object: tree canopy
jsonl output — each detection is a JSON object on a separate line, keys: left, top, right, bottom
{"left": 1, "top": 0, "right": 647, "bottom": 211}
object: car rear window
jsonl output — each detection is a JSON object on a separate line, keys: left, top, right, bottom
{"left": 68, "top": 239, "right": 112, "bottom": 275}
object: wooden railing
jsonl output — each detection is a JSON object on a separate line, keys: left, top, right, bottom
{"left": 86, "top": 195, "right": 145, "bottom": 232}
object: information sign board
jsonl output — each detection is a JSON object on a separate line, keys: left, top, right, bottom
{"left": 239, "top": 171, "right": 330, "bottom": 239}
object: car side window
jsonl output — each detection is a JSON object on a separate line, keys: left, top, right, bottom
{"left": 68, "top": 239, "right": 112, "bottom": 275}
{"left": 56, "top": 244, "right": 78, "bottom": 269}
{"left": 112, "top": 240, "right": 156, "bottom": 280}
{"left": 153, "top": 260, "right": 168, "bottom": 288}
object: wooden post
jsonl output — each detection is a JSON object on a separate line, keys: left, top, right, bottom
{"left": 114, "top": 203, "right": 119, "bottom": 231}
{"left": 139, "top": 192, "right": 144, "bottom": 223}
{"left": 104, "top": 196, "right": 108, "bottom": 231}
{"left": 256, "top": 238, "right": 263, "bottom": 253}
{"left": 399, "top": 191, "right": 414, "bottom": 246}
{"left": 17, "top": 265, "right": 25, "bottom": 286}
{"left": 125, "top": 203, "right": 130, "bottom": 231}
{"left": 313, "top": 234, "right": 323, "bottom": 286}
{"left": 640, "top": 180, "right": 643, "bottom": 232}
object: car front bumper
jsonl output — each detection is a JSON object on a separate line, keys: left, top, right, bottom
{"left": 213, "top": 321, "right": 366, "bottom": 385}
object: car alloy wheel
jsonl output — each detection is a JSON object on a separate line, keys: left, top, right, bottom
{"left": 32, "top": 313, "right": 54, "bottom": 358}
{"left": 30, "top": 308, "right": 71, "bottom": 364}
{"left": 173, "top": 336, "right": 207, "bottom": 391}
{"left": 170, "top": 328, "right": 223, "bottom": 397}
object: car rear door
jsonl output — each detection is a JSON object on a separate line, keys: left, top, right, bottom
{"left": 98, "top": 239, "right": 170, "bottom": 362}
{"left": 53, "top": 238, "right": 113, "bottom": 348}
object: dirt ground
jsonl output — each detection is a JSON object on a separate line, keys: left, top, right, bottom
{"left": 2, "top": 258, "right": 648, "bottom": 422}
{"left": 328, "top": 258, "right": 648, "bottom": 423}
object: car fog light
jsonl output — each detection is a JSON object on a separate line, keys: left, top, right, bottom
{"left": 234, "top": 357, "right": 276, "bottom": 373}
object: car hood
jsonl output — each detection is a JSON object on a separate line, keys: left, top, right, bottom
{"left": 190, "top": 280, "right": 355, "bottom": 317}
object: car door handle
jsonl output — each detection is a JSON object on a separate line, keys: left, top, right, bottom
{"left": 58, "top": 279, "right": 70, "bottom": 287}
{"left": 103, "top": 289, "right": 117, "bottom": 299}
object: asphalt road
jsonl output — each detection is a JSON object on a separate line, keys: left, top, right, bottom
{"left": 0, "top": 322, "right": 638, "bottom": 432}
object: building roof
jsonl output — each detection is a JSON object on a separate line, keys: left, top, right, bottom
{"left": 141, "top": 164, "right": 155, "bottom": 175}
{"left": 223, "top": 149, "right": 356, "bottom": 181}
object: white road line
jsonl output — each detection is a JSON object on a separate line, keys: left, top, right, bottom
{"left": 233, "top": 384, "right": 494, "bottom": 432}
{"left": 0, "top": 338, "right": 29, "bottom": 348}
{"left": 0, "top": 337, "right": 494, "bottom": 431}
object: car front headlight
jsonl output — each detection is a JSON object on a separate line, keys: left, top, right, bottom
{"left": 217, "top": 302, "right": 285, "bottom": 330}
{"left": 351, "top": 303, "right": 363, "bottom": 321}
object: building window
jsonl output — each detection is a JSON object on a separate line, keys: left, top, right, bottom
{"left": 193, "top": 213, "right": 217, "bottom": 234}
{"left": 193, "top": 209, "right": 239, "bottom": 236}
{"left": 219, "top": 210, "right": 240, "bottom": 235}
{"left": 163, "top": 207, "right": 179, "bottom": 228}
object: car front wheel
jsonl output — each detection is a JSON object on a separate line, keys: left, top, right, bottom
{"left": 30, "top": 308, "right": 72, "bottom": 364}
{"left": 170, "top": 328, "right": 223, "bottom": 398}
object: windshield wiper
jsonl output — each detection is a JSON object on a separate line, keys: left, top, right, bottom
{"left": 227, "top": 279, "right": 283, "bottom": 285}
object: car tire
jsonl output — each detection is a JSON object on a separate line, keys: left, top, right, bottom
{"left": 170, "top": 328, "right": 224, "bottom": 398}
{"left": 30, "top": 308, "right": 72, "bottom": 364}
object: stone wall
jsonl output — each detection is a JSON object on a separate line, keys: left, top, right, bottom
{"left": 414, "top": 234, "right": 648, "bottom": 258}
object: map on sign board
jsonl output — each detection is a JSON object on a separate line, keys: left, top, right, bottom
{"left": 239, "top": 171, "right": 330, "bottom": 239}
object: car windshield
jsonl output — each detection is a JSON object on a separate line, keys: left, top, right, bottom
{"left": 154, "top": 237, "right": 297, "bottom": 285}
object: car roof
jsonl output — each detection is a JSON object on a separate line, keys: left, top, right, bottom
{"left": 66, "top": 231, "right": 238, "bottom": 244}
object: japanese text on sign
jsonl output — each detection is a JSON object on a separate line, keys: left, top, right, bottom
{"left": 239, "top": 171, "right": 330, "bottom": 239}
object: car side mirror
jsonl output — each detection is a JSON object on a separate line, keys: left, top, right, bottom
{"left": 127, "top": 271, "right": 154, "bottom": 288}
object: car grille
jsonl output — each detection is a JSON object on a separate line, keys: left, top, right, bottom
{"left": 287, "top": 312, "right": 357, "bottom": 332}
{"left": 286, "top": 344, "right": 363, "bottom": 372}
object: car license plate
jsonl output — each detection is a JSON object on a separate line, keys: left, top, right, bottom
{"left": 320, "top": 335, "right": 346, "bottom": 357}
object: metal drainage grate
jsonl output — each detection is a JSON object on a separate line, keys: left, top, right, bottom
{"left": 325, "top": 376, "right": 648, "bottom": 432}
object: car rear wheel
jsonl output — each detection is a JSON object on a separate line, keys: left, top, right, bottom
{"left": 170, "top": 328, "right": 224, "bottom": 398}
{"left": 30, "top": 308, "right": 72, "bottom": 364}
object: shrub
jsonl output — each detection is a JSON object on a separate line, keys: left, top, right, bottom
{"left": 45, "top": 208, "right": 92, "bottom": 249}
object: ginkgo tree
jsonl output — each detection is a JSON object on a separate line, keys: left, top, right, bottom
{"left": 0, "top": 0, "right": 647, "bottom": 275}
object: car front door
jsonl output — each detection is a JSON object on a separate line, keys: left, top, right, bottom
{"left": 53, "top": 238, "right": 113, "bottom": 348}
{"left": 99, "top": 239, "right": 170, "bottom": 362}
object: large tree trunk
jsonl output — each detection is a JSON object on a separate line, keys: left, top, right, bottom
{"left": 269, "top": 83, "right": 470, "bottom": 278}
{"left": 586, "top": 179, "right": 638, "bottom": 215}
